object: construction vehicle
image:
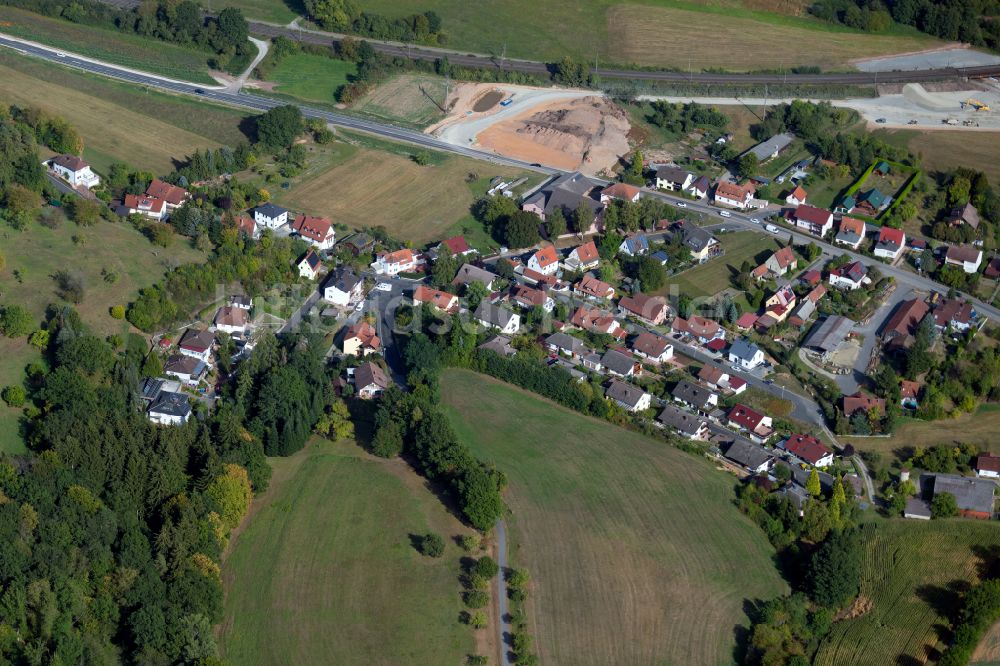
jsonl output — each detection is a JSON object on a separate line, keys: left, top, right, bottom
{"left": 962, "top": 98, "right": 990, "bottom": 111}
{"left": 944, "top": 118, "right": 959, "bottom": 125}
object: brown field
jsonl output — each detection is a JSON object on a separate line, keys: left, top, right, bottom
{"left": 907, "top": 130, "right": 1000, "bottom": 182}
{"left": 607, "top": 4, "right": 940, "bottom": 70}
{"left": 351, "top": 74, "right": 449, "bottom": 128}
{"left": 849, "top": 407, "right": 1000, "bottom": 463}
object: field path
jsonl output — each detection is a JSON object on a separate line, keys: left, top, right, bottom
{"left": 496, "top": 519, "right": 513, "bottom": 666}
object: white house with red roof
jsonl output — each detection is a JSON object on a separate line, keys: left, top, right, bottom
{"left": 727, "top": 404, "right": 774, "bottom": 443}
{"left": 782, "top": 433, "right": 834, "bottom": 467}
{"left": 564, "top": 241, "right": 600, "bottom": 271}
{"left": 511, "top": 284, "right": 555, "bottom": 312}
{"left": 976, "top": 454, "right": 1000, "bottom": 479}
{"left": 49, "top": 154, "right": 100, "bottom": 189}
{"left": 785, "top": 184, "right": 807, "bottom": 207}
{"left": 528, "top": 245, "right": 560, "bottom": 276}
{"left": 292, "top": 214, "right": 336, "bottom": 250}
{"left": 672, "top": 315, "right": 725, "bottom": 343}
{"left": 413, "top": 286, "right": 460, "bottom": 314}
{"left": 574, "top": 274, "right": 615, "bottom": 300}
{"left": 436, "top": 235, "right": 476, "bottom": 258}
{"left": 234, "top": 215, "right": 259, "bottom": 240}
{"left": 618, "top": 292, "right": 669, "bottom": 326}
{"left": 124, "top": 194, "right": 165, "bottom": 221}
{"left": 874, "top": 226, "right": 906, "bottom": 260}
{"left": 372, "top": 248, "right": 423, "bottom": 276}
{"left": 146, "top": 179, "right": 191, "bottom": 212}
{"left": 714, "top": 181, "right": 755, "bottom": 209}
{"left": 828, "top": 261, "right": 868, "bottom": 290}
{"left": 793, "top": 205, "right": 833, "bottom": 237}
{"left": 599, "top": 182, "right": 641, "bottom": 203}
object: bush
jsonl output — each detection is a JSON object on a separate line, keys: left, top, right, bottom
{"left": 474, "top": 556, "right": 499, "bottom": 580}
{"left": 1, "top": 385, "right": 26, "bottom": 407}
{"left": 0, "top": 304, "right": 34, "bottom": 337}
{"left": 418, "top": 532, "right": 445, "bottom": 557}
{"left": 463, "top": 590, "right": 489, "bottom": 609}
{"left": 459, "top": 534, "right": 480, "bottom": 552}
{"left": 466, "top": 656, "right": 488, "bottom": 666}
{"left": 109, "top": 305, "right": 126, "bottom": 320}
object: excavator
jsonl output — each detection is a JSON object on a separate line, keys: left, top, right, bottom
{"left": 962, "top": 98, "right": 991, "bottom": 111}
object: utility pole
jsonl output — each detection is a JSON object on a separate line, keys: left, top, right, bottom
{"left": 501, "top": 42, "right": 506, "bottom": 70}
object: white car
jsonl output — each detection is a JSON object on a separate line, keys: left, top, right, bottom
{"left": 676, "top": 202, "right": 687, "bottom": 208}
{"left": 375, "top": 282, "right": 392, "bottom": 292}
{"left": 354, "top": 301, "right": 366, "bottom": 312}
{"left": 719, "top": 210, "right": 731, "bottom": 218}
{"left": 750, "top": 218, "right": 761, "bottom": 224}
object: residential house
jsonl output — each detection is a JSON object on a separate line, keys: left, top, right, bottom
{"left": 123, "top": 194, "right": 165, "bottom": 221}
{"left": 800, "top": 269, "right": 821, "bottom": 286}
{"left": 600, "top": 182, "right": 641, "bottom": 204}
{"left": 292, "top": 214, "right": 336, "bottom": 250}
{"left": 657, "top": 404, "right": 709, "bottom": 439}
{"left": 230, "top": 295, "right": 252, "bottom": 311}
{"left": 354, "top": 362, "right": 391, "bottom": 399}
{"left": 673, "top": 221, "right": 719, "bottom": 263}
{"left": 756, "top": 246, "right": 798, "bottom": 279}
{"left": 146, "top": 179, "right": 191, "bottom": 212}
{"left": 785, "top": 184, "right": 808, "bottom": 207}
{"left": 880, "top": 298, "right": 930, "bottom": 350}
{"left": 521, "top": 171, "right": 603, "bottom": 224}
{"left": 689, "top": 175, "right": 711, "bottom": 199}
{"left": 783, "top": 433, "right": 834, "bottom": 467}
{"left": 148, "top": 391, "right": 191, "bottom": 426}
{"left": 601, "top": 349, "right": 638, "bottom": 378}
{"left": 546, "top": 332, "right": 589, "bottom": 359}
{"left": 727, "top": 404, "right": 774, "bottom": 443}
{"left": 253, "top": 202, "right": 289, "bottom": 229}
{"left": 163, "top": 354, "right": 207, "bottom": 386}
{"left": 805, "top": 284, "right": 827, "bottom": 305}
{"left": 765, "top": 285, "right": 796, "bottom": 311}
{"left": 673, "top": 315, "right": 724, "bottom": 343}
{"left": 413, "top": 286, "right": 460, "bottom": 314}
{"left": 178, "top": 329, "right": 214, "bottom": 363}
{"left": 945, "top": 244, "right": 983, "bottom": 274}
{"left": 323, "top": 267, "right": 364, "bottom": 306}
{"left": 655, "top": 166, "right": 694, "bottom": 192}
{"left": 976, "top": 454, "right": 1000, "bottom": 479}
{"left": 948, "top": 202, "right": 980, "bottom": 229}
{"left": 874, "top": 226, "right": 906, "bottom": 261}
{"left": 605, "top": 379, "right": 651, "bottom": 412}
{"left": 49, "top": 154, "right": 100, "bottom": 188}
{"left": 793, "top": 205, "right": 833, "bottom": 237}
{"left": 475, "top": 302, "right": 520, "bottom": 334}
{"left": 672, "top": 380, "right": 718, "bottom": 415}
{"left": 742, "top": 132, "right": 795, "bottom": 163}
{"left": 452, "top": 263, "right": 496, "bottom": 291}
{"left": 933, "top": 298, "right": 975, "bottom": 332}
{"left": 735, "top": 312, "right": 759, "bottom": 331}
{"left": 297, "top": 250, "right": 322, "bottom": 280}
{"left": 698, "top": 364, "right": 729, "bottom": 390}
{"left": 618, "top": 233, "right": 650, "bottom": 257}
{"left": 214, "top": 306, "right": 248, "bottom": 336}
{"left": 342, "top": 321, "right": 381, "bottom": 357}
{"left": 478, "top": 335, "right": 517, "bottom": 357}
{"left": 835, "top": 217, "right": 867, "bottom": 249}
{"left": 528, "top": 245, "right": 560, "bottom": 275}
{"left": 618, "top": 292, "right": 669, "bottom": 326}
{"left": 372, "top": 248, "right": 422, "bottom": 276}
{"left": 842, "top": 391, "right": 885, "bottom": 417}
{"left": 436, "top": 235, "right": 476, "bottom": 259}
{"left": 729, "top": 339, "right": 765, "bottom": 370}
{"left": 828, "top": 260, "right": 868, "bottom": 290}
{"left": 571, "top": 306, "right": 625, "bottom": 339}
{"left": 511, "top": 284, "right": 554, "bottom": 312}
{"left": 234, "top": 215, "right": 259, "bottom": 240}
{"left": 564, "top": 241, "right": 600, "bottom": 272}
{"left": 714, "top": 181, "right": 755, "bottom": 210}
{"left": 925, "top": 473, "right": 995, "bottom": 519}
{"left": 630, "top": 332, "right": 673, "bottom": 363}
{"left": 986, "top": 257, "right": 1000, "bottom": 280}
{"left": 724, "top": 440, "right": 775, "bottom": 474}
{"left": 574, "top": 274, "right": 615, "bottom": 300}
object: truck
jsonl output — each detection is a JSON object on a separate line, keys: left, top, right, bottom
{"left": 765, "top": 224, "right": 780, "bottom": 234}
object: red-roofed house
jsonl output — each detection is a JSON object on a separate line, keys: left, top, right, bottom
{"left": 757, "top": 246, "right": 798, "bottom": 279}
{"left": 945, "top": 244, "right": 983, "bottom": 274}
{"left": 842, "top": 391, "right": 885, "bottom": 417}
{"left": 714, "top": 181, "right": 755, "bottom": 210}
{"left": 372, "top": 248, "right": 423, "bottom": 276}
{"left": 806, "top": 284, "right": 827, "bottom": 304}
{"left": 574, "top": 274, "right": 615, "bottom": 300}
{"left": 571, "top": 306, "right": 625, "bottom": 339}
{"left": 735, "top": 312, "right": 759, "bottom": 331}
{"left": 673, "top": 315, "right": 724, "bottom": 343}
{"left": 511, "top": 284, "right": 554, "bottom": 312}
{"left": 785, "top": 184, "right": 807, "bottom": 207}
{"left": 828, "top": 260, "right": 868, "bottom": 290}
{"left": 564, "top": 241, "right": 600, "bottom": 271}
{"left": 343, "top": 321, "right": 381, "bottom": 357}
{"left": 727, "top": 404, "right": 774, "bottom": 443}
{"left": 528, "top": 245, "right": 560, "bottom": 276}
{"left": 437, "top": 235, "right": 474, "bottom": 257}
{"left": 793, "top": 205, "right": 833, "bottom": 237}
{"left": 618, "top": 292, "right": 669, "bottom": 326}
{"left": 783, "top": 433, "right": 834, "bottom": 467}
{"left": 766, "top": 285, "right": 796, "bottom": 310}
{"left": 800, "top": 269, "right": 821, "bottom": 286}
{"left": 631, "top": 332, "right": 673, "bottom": 363}
{"left": 874, "top": 226, "right": 906, "bottom": 260}
{"left": 835, "top": 217, "right": 867, "bottom": 249}
{"left": 976, "top": 454, "right": 1000, "bottom": 479}
{"left": 146, "top": 179, "right": 191, "bottom": 210}
{"left": 600, "top": 182, "right": 641, "bottom": 203}
{"left": 413, "top": 286, "right": 459, "bottom": 314}
{"left": 234, "top": 214, "right": 259, "bottom": 240}
{"left": 292, "top": 214, "right": 336, "bottom": 250}
{"left": 124, "top": 194, "right": 165, "bottom": 221}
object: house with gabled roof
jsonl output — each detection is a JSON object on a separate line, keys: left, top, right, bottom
{"left": 475, "top": 302, "right": 520, "bottom": 334}
{"left": 571, "top": 306, "right": 625, "bottom": 339}
{"left": 146, "top": 179, "right": 191, "bottom": 210}
{"left": 714, "top": 181, "right": 755, "bottom": 209}
{"left": 842, "top": 391, "right": 885, "bottom": 418}
{"left": 672, "top": 380, "right": 718, "bottom": 415}
{"left": 511, "top": 284, "right": 554, "bottom": 312}
{"left": 672, "top": 221, "right": 719, "bottom": 263}
{"left": 657, "top": 404, "right": 709, "bottom": 439}
{"left": 673, "top": 315, "right": 724, "bottom": 343}
{"left": 297, "top": 249, "right": 322, "bottom": 280}
{"left": 343, "top": 321, "right": 381, "bottom": 357}
{"left": 945, "top": 244, "right": 983, "bottom": 274}
{"left": 413, "top": 286, "right": 460, "bottom": 314}
{"left": 436, "top": 235, "right": 476, "bottom": 258}
{"left": 124, "top": 194, "right": 166, "bottom": 221}
{"left": 479, "top": 335, "right": 517, "bottom": 357}
{"left": 755, "top": 246, "right": 798, "bottom": 279}
{"left": 178, "top": 328, "right": 214, "bottom": 363}
{"left": 724, "top": 440, "right": 774, "bottom": 473}
{"left": 452, "top": 263, "right": 495, "bottom": 291}
{"left": 323, "top": 266, "right": 363, "bottom": 306}
{"left": 354, "top": 362, "right": 391, "bottom": 399}
{"left": 835, "top": 217, "right": 867, "bottom": 249}
{"left": 948, "top": 203, "right": 980, "bottom": 229}
{"left": 874, "top": 226, "right": 906, "bottom": 260}
{"left": 655, "top": 166, "right": 694, "bottom": 192}
{"left": 564, "top": 241, "right": 600, "bottom": 271}
{"left": 49, "top": 154, "right": 100, "bottom": 189}
{"left": 618, "top": 233, "right": 649, "bottom": 257}
{"left": 545, "top": 332, "right": 589, "bottom": 359}
{"left": 785, "top": 184, "right": 807, "bottom": 207}
{"left": 729, "top": 339, "right": 765, "bottom": 370}
{"left": 630, "top": 332, "right": 673, "bottom": 363}
{"left": 292, "top": 214, "right": 336, "bottom": 250}
{"left": 793, "top": 205, "right": 833, "bottom": 237}
{"left": 782, "top": 433, "right": 834, "bottom": 467}
{"left": 932, "top": 298, "right": 975, "bottom": 332}
{"left": 521, "top": 171, "right": 603, "bottom": 224}
{"left": 164, "top": 354, "right": 207, "bottom": 386}
{"left": 727, "top": 404, "right": 774, "bottom": 443}
{"left": 372, "top": 248, "right": 423, "bottom": 276}
{"left": 618, "top": 292, "right": 669, "bottom": 326}
{"left": 880, "top": 298, "right": 929, "bottom": 350}
{"left": 214, "top": 305, "right": 249, "bottom": 336}
{"left": 605, "top": 379, "right": 651, "bottom": 412}
{"left": 253, "top": 202, "right": 288, "bottom": 229}
{"left": 601, "top": 349, "right": 639, "bottom": 378}
{"left": 148, "top": 390, "right": 191, "bottom": 426}
{"left": 600, "top": 182, "right": 641, "bottom": 204}
{"left": 828, "top": 260, "right": 867, "bottom": 290}
{"left": 574, "top": 274, "right": 615, "bottom": 300}
{"left": 528, "top": 245, "right": 560, "bottom": 275}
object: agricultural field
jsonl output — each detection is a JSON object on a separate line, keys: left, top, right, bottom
{"left": 218, "top": 438, "right": 475, "bottom": 665}
{"left": 350, "top": 74, "right": 450, "bottom": 129}
{"left": 441, "top": 369, "right": 787, "bottom": 666}
{"left": 657, "top": 231, "right": 784, "bottom": 300}
{"left": 0, "top": 6, "right": 217, "bottom": 84}
{"left": 208, "top": 0, "right": 300, "bottom": 24}
{"left": 0, "top": 51, "right": 250, "bottom": 173}
{"left": 873, "top": 128, "right": 1000, "bottom": 184}
{"left": 0, "top": 213, "right": 206, "bottom": 454}
{"left": 263, "top": 52, "right": 356, "bottom": 104}
{"left": 814, "top": 519, "right": 1000, "bottom": 666}
{"left": 850, "top": 407, "right": 1000, "bottom": 465}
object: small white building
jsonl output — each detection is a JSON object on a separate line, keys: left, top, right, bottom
{"left": 728, "top": 339, "right": 765, "bottom": 370}
{"left": 527, "top": 246, "right": 560, "bottom": 276}
{"left": 253, "top": 202, "right": 289, "bottom": 229}
{"left": 49, "top": 154, "right": 100, "bottom": 189}
{"left": 298, "top": 250, "right": 322, "bottom": 280}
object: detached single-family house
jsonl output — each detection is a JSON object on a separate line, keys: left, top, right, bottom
{"left": 342, "top": 321, "right": 381, "bottom": 357}
{"left": 656, "top": 166, "right": 694, "bottom": 192}
{"left": 724, "top": 440, "right": 775, "bottom": 474}
{"left": 765, "top": 285, "right": 796, "bottom": 311}
{"left": 900, "top": 379, "right": 921, "bottom": 409}
{"left": 353, "top": 362, "right": 391, "bottom": 399}
{"left": 727, "top": 404, "right": 774, "bottom": 443}
{"left": 511, "top": 284, "right": 554, "bottom": 312}
{"left": 521, "top": 171, "right": 604, "bottom": 227}
{"left": 528, "top": 246, "right": 560, "bottom": 276}
{"left": 292, "top": 214, "right": 336, "bottom": 250}
{"left": 601, "top": 349, "right": 638, "bottom": 378}
{"left": 714, "top": 181, "right": 755, "bottom": 210}
{"left": 657, "top": 404, "right": 709, "bottom": 440}
{"left": 945, "top": 244, "right": 983, "bottom": 274}
{"left": 436, "top": 235, "right": 477, "bottom": 259}
{"left": 123, "top": 194, "right": 165, "bottom": 221}
{"left": 600, "top": 182, "right": 642, "bottom": 204}
{"left": 452, "top": 263, "right": 496, "bottom": 291}
{"left": 214, "top": 306, "right": 249, "bottom": 336}
{"left": 479, "top": 335, "right": 517, "bottom": 357}
{"left": 756, "top": 246, "right": 798, "bottom": 279}
{"left": 178, "top": 329, "right": 214, "bottom": 363}
{"left": 148, "top": 391, "right": 191, "bottom": 426}
{"left": 574, "top": 274, "right": 615, "bottom": 300}
{"left": 163, "top": 354, "right": 207, "bottom": 386}
{"left": 297, "top": 250, "right": 322, "bottom": 280}
{"left": 976, "top": 454, "right": 1000, "bottom": 479}
{"left": 835, "top": 217, "right": 867, "bottom": 249}
{"left": 783, "top": 433, "right": 834, "bottom": 468}
{"left": 794, "top": 205, "right": 833, "bottom": 237}
{"left": 564, "top": 241, "right": 600, "bottom": 272}
{"left": 828, "top": 260, "right": 868, "bottom": 290}
{"left": 605, "top": 379, "right": 651, "bottom": 412}
{"left": 230, "top": 295, "right": 252, "bottom": 311}
{"left": 618, "top": 292, "right": 669, "bottom": 326}
{"left": 948, "top": 203, "right": 980, "bottom": 230}
{"left": 234, "top": 214, "right": 259, "bottom": 240}
{"left": 672, "top": 380, "right": 718, "bottom": 415}
{"left": 874, "top": 226, "right": 906, "bottom": 261}
{"left": 842, "top": 390, "right": 885, "bottom": 417}
{"left": 673, "top": 221, "right": 719, "bottom": 263}
{"left": 728, "top": 339, "right": 765, "bottom": 370}
{"left": 673, "top": 315, "right": 724, "bottom": 343}
{"left": 932, "top": 298, "right": 975, "bottom": 332}
{"left": 475, "top": 302, "right": 520, "bottom": 334}
{"left": 618, "top": 233, "right": 649, "bottom": 257}
{"left": 698, "top": 364, "right": 729, "bottom": 390}
{"left": 545, "top": 332, "right": 589, "bottom": 359}
{"left": 323, "top": 267, "right": 364, "bottom": 306}
{"left": 571, "top": 306, "right": 625, "bottom": 339}
{"left": 690, "top": 175, "right": 711, "bottom": 200}
{"left": 49, "top": 154, "right": 100, "bottom": 189}
{"left": 413, "top": 286, "right": 460, "bottom": 314}
{"left": 880, "top": 299, "right": 930, "bottom": 351}
{"left": 146, "top": 179, "right": 191, "bottom": 212}
{"left": 785, "top": 185, "right": 807, "bottom": 207}
{"left": 630, "top": 332, "right": 673, "bottom": 363}
{"left": 253, "top": 202, "right": 289, "bottom": 229}
{"left": 372, "top": 248, "right": 422, "bottom": 276}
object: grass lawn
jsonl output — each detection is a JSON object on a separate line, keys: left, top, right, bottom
{"left": 658, "top": 231, "right": 783, "bottom": 300}
{"left": 217, "top": 0, "right": 301, "bottom": 24}
{"left": 441, "top": 369, "right": 787, "bottom": 666}
{"left": 350, "top": 74, "right": 450, "bottom": 129}
{"left": 218, "top": 437, "right": 474, "bottom": 665}
{"left": 0, "top": 214, "right": 206, "bottom": 454}
{"left": 807, "top": 172, "right": 856, "bottom": 210}
{"left": 266, "top": 52, "right": 356, "bottom": 103}
{"left": 0, "top": 6, "right": 217, "bottom": 84}
{"left": 815, "top": 519, "right": 1000, "bottom": 666}
{"left": 850, "top": 406, "right": 1000, "bottom": 465}
{"left": 0, "top": 51, "right": 251, "bottom": 174}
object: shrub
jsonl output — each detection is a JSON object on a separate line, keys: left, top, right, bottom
{"left": 2, "top": 385, "right": 26, "bottom": 407}
{"left": 468, "top": 611, "right": 488, "bottom": 629}
{"left": 466, "top": 656, "right": 488, "bottom": 666}
{"left": 459, "top": 534, "right": 480, "bottom": 552}
{"left": 109, "top": 305, "right": 126, "bottom": 320}
{"left": 418, "top": 532, "right": 445, "bottom": 557}
{"left": 27, "top": 329, "right": 49, "bottom": 350}
{"left": 0, "top": 304, "right": 34, "bottom": 337}
{"left": 463, "top": 590, "right": 489, "bottom": 609}
{"left": 507, "top": 568, "right": 529, "bottom": 590}
{"left": 474, "top": 556, "right": 499, "bottom": 580}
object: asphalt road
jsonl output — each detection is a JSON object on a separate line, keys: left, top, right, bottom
{"left": 494, "top": 519, "right": 513, "bottom": 666}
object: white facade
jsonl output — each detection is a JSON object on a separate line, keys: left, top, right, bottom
{"left": 729, "top": 347, "right": 764, "bottom": 370}
{"left": 148, "top": 409, "right": 190, "bottom": 426}
{"left": 254, "top": 206, "right": 288, "bottom": 229}
{"left": 51, "top": 161, "right": 100, "bottom": 189}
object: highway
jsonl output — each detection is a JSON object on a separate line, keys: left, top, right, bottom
{"left": 2, "top": 33, "right": 997, "bottom": 324}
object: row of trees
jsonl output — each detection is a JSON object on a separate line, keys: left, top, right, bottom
{"left": 305, "top": 0, "right": 445, "bottom": 43}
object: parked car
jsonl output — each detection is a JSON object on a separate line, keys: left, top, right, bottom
{"left": 875, "top": 117, "right": 887, "bottom": 123}
{"left": 719, "top": 210, "right": 731, "bottom": 218}
{"left": 375, "top": 282, "right": 392, "bottom": 292}
{"left": 676, "top": 202, "right": 687, "bottom": 208}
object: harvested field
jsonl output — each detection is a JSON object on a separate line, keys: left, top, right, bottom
{"left": 815, "top": 519, "right": 1000, "bottom": 666}
{"left": 351, "top": 74, "right": 449, "bottom": 128}
{"left": 441, "top": 369, "right": 787, "bottom": 666}
{"left": 900, "top": 130, "right": 1000, "bottom": 183}
{"left": 850, "top": 407, "right": 1000, "bottom": 464}
{"left": 607, "top": 4, "right": 940, "bottom": 70}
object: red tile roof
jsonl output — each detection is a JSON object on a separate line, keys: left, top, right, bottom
{"left": 842, "top": 391, "right": 885, "bottom": 417}
{"left": 235, "top": 215, "right": 256, "bottom": 236}
{"left": 575, "top": 274, "right": 614, "bottom": 298}
{"left": 728, "top": 404, "right": 768, "bottom": 431}
{"left": 632, "top": 332, "right": 670, "bottom": 358}
{"left": 735, "top": 312, "right": 758, "bottom": 329}
{"left": 773, "top": 246, "right": 797, "bottom": 269}
{"left": 806, "top": 284, "right": 827, "bottom": 303}
{"left": 512, "top": 284, "right": 548, "bottom": 308}
{"left": 440, "top": 235, "right": 470, "bottom": 255}
{"left": 414, "top": 286, "right": 459, "bottom": 312}
{"left": 532, "top": 245, "right": 559, "bottom": 269}
{"left": 790, "top": 185, "right": 807, "bottom": 201}
{"left": 801, "top": 269, "right": 821, "bottom": 285}
{"left": 977, "top": 454, "right": 1000, "bottom": 474}
{"left": 571, "top": 241, "right": 599, "bottom": 264}
{"left": 838, "top": 217, "right": 866, "bottom": 236}
{"left": 124, "top": 194, "right": 165, "bottom": 214}
{"left": 900, "top": 380, "right": 921, "bottom": 400}
{"left": 618, "top": 292, "right": 668, "bottom": 322}
{"left": 784, "top": 433, "right": 831, "bottom": 465}
{"left": 705, "top": 338, "right": 727, "bottom": 352}
{"left": 715, "top": 181, "right": 753, "bottom": 200}
{"left": 795, "top": 205, "right": 832, "bottom": 226}
{"left": 601, "top": 182, "right": 641, "bottom": 200}
{"left": 345, "top": 321, "right": 380, "bottom": 351}
{"left": 146, "top": 179, "right": 190, "bottom": 205}
{"left": 878, "top": 226, "right": 905, "bottom": 246}
{"left": 292, "top": 214, "right": 333, "bottom": 243}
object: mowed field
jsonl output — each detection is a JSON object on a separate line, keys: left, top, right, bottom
{"left": 814, "top": 519, "right": 1000, "bottom": 666}
{"left": 0, "top": 52, "right": 249, "bottom": 173}
{"left": 351, "top": 74, "right": 449, "bottom": 128}
{"left": 441, "top": 369, "right": 787, "bottom": 666}
{"left": 850, "top": 407, "right": 1000, "bottom": 464}
{"left": 214, "top": 0, "right": 300, "bottom": 24}
{"left": 658, "top": 231, "right": 783, "bottom": 300}
{"left": 0, "top": 6, "right": 216, "bottom": 84}
{"left": 265, "top": 52, "right": 356, "bottom": 103}
{"left": 218, "top": 438, "right": 474, "bottom": 665}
